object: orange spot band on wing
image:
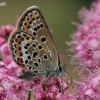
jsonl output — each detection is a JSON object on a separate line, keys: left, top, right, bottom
{"left": 17, "top": 37, "right": 24, "bottom": 44}
{"left": 17, "top": 51, "right": 22, "bottom": 57}
{"left": 23, "top": 26, "right": 28, "bottom": 30}
{"left": 23, "top": 35, "right": 29, "bottom": 39}
{"left": 26, "top": 24, "right": 30, "bottom": 28}
{"left": 16, "top": 46, "right": 21, "bottom": 50}
{"left": 19, "top": 58, "right": 23, "bottom": 65}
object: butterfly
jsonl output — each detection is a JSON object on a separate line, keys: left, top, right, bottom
{"left": 8, "top": 6, "right": 67, "bottom": 80}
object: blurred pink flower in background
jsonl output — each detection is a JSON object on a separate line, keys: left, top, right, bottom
{"left": 66, "top": 0, "right": 100, "bottom": 99}
{"left": 0, "top": 25, "right": 14, "bottom": 37}
{"left": 67, "top": 0, "right": 100, "bottom": 69}
{"left": 73, "top": 68, "right": 100, "bottom": 100}
{"left": 0, "top": 25, "right": 14, "bottom": 46}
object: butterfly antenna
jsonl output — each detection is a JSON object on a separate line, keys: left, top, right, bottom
{"left": 65, "top": 71, "right": 73, "bottom": 88}
{"left": 64, "top": 62, "right": 83, "bottom": 67}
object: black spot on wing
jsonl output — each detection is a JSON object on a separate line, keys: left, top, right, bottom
{"left": 33, "top": 52, "right": 38, "bottom": 58}
{"left": 27, "top": 56, "right": 31, "bottom": 59}
{"left": 32, "top": 43, "right": 36, "bottom": 48}
{"left": 26, "top": 43, "right": 30, "bottom": 46}
{"left": 25, "top": 51, "right": 28, "bottom": 54}
{"left": 37, "top": 25, "right": 40, "bottom": 29}
{"left": 43, "top": 54, "right": 48, "bottom": 60}
{"left": 41, "top": 37, "right": 46, "bottom": 42}
{"left": 38, "top": 45, "right": 42, "bottom": 50}
{"left": 34, "top": 63, "right": 38, "bottom": 67}
{"left": 40, "top": 24, "right": 43, "bottom": 28}
{"left": 33, "top": 32, "right": 36, "bottom": 36}
{"left": 29, "top": 66, "right": 32, "bottom": 70}
{"left": 25, "top": 60, "right": 28, "bottom": 64}
{"left": 34, "top": 28, "right": 37, "bottom": 31}
{"left": 38, "top": 58, "right": 41, "bottom": 63}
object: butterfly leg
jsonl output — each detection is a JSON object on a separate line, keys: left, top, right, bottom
{"left": 58, "top": 77, "right": 64, "bottom": 94}
{"left": 19, "top": 71, "right": 39, "bottom": 80}
{"left": 19, "top": 70, "right": 47, "bottom": 80}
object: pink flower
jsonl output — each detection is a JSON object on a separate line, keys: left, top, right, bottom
{"left": 0, "top": 25, "right": 14, "bottom": 37}
{"left": 46, "top": 92, "right": 56, "bottom": 100}
{"left": 73, "top": 68, "right": 100, "bottom": 100}
{"left": 35, "top": 91, "right": 46, "bottom": 100}
{"left": 67, "top": 0, "right": 100, "bottom": 69}
{"left": 1, "top": 78, "right": 12, "bottom": 89}
{"left": 0, "top": 43, "right": 10, "bottom": 56}
{"left": 0, "top": 90, "right": 6, "bottom": 100}
{"left": 33, "top": 77, "right": 70, "bottom": 100}
{"left": 0, "top": 43, "right": 12, "bottom": 64}
{"left": 68, "top": 0, "right": 100, "bottom": 99}
{"left": 56, "top": 92, "right": 73, "bottom": 100}
{"left": 10, "top": 80, "right": 25, "bottom": 94}
{"left": 0, "top": 25, "right": 14, "bottom": 48}
{"left": 0, "top": 37, "right": 6, "bottom": 46}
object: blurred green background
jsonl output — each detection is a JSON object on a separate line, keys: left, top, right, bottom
{"left": 0, "top": 0, "right": 93, "bottom": 81}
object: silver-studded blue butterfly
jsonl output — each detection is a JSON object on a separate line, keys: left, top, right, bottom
{"left": 8, "top": 6, "right": 66, "bottom": 80}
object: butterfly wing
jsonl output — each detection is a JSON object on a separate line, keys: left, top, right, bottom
{"left": 9, "top": 6, "right": 60, "bottom": 73}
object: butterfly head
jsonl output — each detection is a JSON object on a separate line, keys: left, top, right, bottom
{"left": 45, "top": 65, "right": 67, "bottom": 78}
{"left": 58, "top": 65, "right": 67, "bottom": 75}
